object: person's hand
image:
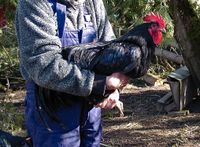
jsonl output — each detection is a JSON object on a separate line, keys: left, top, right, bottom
{"left": 106, "top": 72, "right": 129, "bottom": 90}
{"left": 95, "top": 89, "right": 119, "bottom": 109}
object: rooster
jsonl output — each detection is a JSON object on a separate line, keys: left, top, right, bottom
{"left": 62, "top": 12, "right": 166, "bottom": 79}
{"left": 38, "top": 13, "right": 166, "bottom": 120}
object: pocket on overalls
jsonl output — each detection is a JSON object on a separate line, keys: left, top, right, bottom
{"left": 81, "top": 28, "right": 96, "bottom": 44}
{"left": 60, "top": 30, "right": 80, "bottom": 47}
{"left": 37, "top": 126, "right": 81, "bottom": 147}
{"left": 81, "top": 14, "right": 96, "bottom": 44}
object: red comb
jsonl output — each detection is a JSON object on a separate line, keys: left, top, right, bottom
{"left": 143, "top": 12, "right": 166, "bottom": 28}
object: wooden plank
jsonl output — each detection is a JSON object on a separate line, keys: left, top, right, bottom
{"left": 168, "top": 110, "right": 190, "bottom": 116}
{"left": 155, "top": 48, "right": 184, "bottom": 64}
{"left": 157, "top": 92, "right": 173, "bottom": 104}
{"left": 164, "top": 102, "right": 177, "bottom": 112}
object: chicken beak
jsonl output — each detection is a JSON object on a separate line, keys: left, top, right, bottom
{"left": 160, "top": 28, "right": 166, "bottom": 34}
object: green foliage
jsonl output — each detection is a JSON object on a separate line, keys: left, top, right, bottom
{"left": 0, "top": 0, "right": 21, "bottom": 90}
{"left": 188, "top": 0, "right": 200, "bottom": 50}
{"left": 103, "top": 0, "right": 174, "bottom": 41}
{"left": 0, "top": 24, "right": 21, "bottom": 91}
{"left": 0, "top": 102, "right": 24, "bottom": 134}
{"left": 0, "top": 91, "right": 25, "bottom": 135}
{"left": 0, "top": 0, "right": 17, "bottom": 6}
{"left": 0, "top": 0, "right": 17, "bottom": 22}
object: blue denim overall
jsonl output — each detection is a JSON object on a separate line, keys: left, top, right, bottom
{"left": 25, "top": 1, "right": 102, "bottom": 147}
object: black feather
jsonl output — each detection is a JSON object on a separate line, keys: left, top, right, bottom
{"left": 62, "top": 22, "right": 157, "bottom": 79}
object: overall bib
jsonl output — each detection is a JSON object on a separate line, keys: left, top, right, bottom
{"left": 25, "top": 1, "right": 102, "bottom": 147}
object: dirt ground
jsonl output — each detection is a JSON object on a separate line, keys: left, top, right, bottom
{"left": 101, "top": 83, "right": 200, "bottom": 147}
{"left": 1, "top": 81, "right": 200, "bottom": 147}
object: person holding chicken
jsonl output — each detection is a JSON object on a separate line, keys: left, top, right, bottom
{"left": 15, "top": 0, "right": 129, "bottom": 147}
{"left": 15, "top": 0, "right": 166, "bottom": 146}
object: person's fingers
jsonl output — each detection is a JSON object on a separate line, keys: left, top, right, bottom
{"left": 97, "top": 99, "right": 109, "bottom": 108}
{"left": 106, "top": 76, "right": 120, "bottom": 90}
{"left": 96, "top": 89, "right": 120, "bottom": 109}
{"left": 96, "top": 97, "right": 116, "bottom": 109}
{"left": 119, "top": 82, "right": 127, "bottom": 90}
{"left": 104, "top": 98, "right": 116, "bottom": 109}
{"left": 106, "top": 72, "right": 129, "bottom": 90}
{"left": 120, "top": 76, "right": 129, "bottom": 85}
{"left": 103, "top": 90, "right": 119, "bottom": 109}
{"left": 95, "top": 102, "right": 102, "bottom": 107}
{"left": 101, "top": 100, "right": 108, "bottom": 108}
{"left": 119, "top": 77, "right": 129, "bottom": 90}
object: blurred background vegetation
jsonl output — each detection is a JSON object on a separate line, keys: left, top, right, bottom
{"left": 0, "top": 0, "right": 182, "bottom": 134}
{"left": 0, "top": 0, "right": 20, "bottom": 92}
{"left": 0, "top": 0, "right": 25, "bottom": 135}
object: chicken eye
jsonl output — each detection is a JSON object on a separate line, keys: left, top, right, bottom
{"left": 152, "top": 23, "right": 158, "bottom": 28}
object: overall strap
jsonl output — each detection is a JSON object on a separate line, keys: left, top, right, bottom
{"left": 48, "top": 0, "right": 66, "bottom": 38}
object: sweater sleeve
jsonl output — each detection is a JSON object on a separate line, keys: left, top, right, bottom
{"left": 15, "top": 0, "right": 106, "bottom": 97}
{"left": 94, "top": 0, "right": 116, "bottom": 41}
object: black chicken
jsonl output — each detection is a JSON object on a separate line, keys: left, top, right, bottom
{"left": 36, "top": 13, "right": 167, "bottom": 126}
{"left": 62, "top": 13, "right": 166, "bottom": 79}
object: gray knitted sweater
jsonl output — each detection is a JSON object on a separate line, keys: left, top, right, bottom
{"left": 15, "top": 0, "right": 115, "bottom": 97}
